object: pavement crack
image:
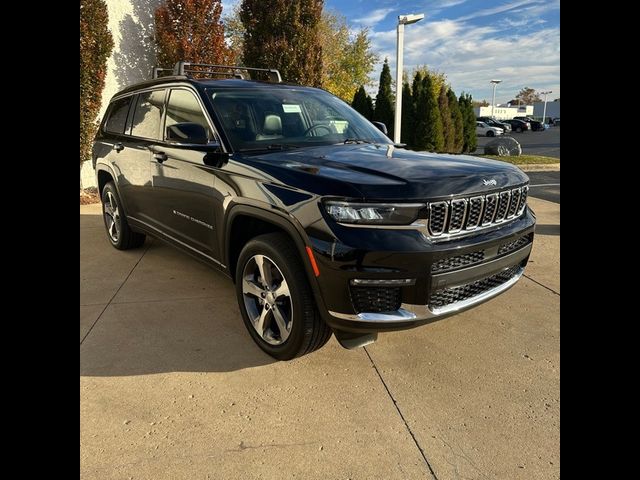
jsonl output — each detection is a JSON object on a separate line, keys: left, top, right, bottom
{"left": 363, "top": 346, "right": 439, "bottom": 480}
{"left": 523, "top": 274, "right": 559, "bottom": 296}
{"left": 80, "top": 240, "right": 153, "bottom": 345}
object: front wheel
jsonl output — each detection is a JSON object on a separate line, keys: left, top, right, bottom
{"left": 486, "top": 130, "right": 495, "bottom": 137}
{"left": 235, "top": 233, "right": 332, "bottom": 360}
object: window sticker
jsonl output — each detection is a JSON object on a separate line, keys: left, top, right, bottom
{"left": 282, "top": 104, "right": 302, "bottom": 113}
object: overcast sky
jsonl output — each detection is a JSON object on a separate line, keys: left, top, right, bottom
{"left": 221, "top": 0, "right": 560, "bottom": 104}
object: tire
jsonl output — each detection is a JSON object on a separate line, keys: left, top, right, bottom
{"left": 235, "top": 232, "right": 332, "bottom": 360}
{"left": 486, "top": 130, "right": 495, "bottom": 137}
{"left": 101, "top": 182, "right": 146, "bottom": 250}
{"left": 515, "top": 127, "right": 523, "bottom": 133}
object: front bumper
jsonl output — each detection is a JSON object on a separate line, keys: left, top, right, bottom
{"left": 310, "top": 208, "right": 536, "bottom": 333}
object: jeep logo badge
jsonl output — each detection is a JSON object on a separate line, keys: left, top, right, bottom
{"left": 483, "top": 179, "right": 497, "bottom": 186}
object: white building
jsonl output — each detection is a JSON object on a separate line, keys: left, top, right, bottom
{"left": 473, "top": 105, "right": 534, "bottom": 120}
{"left": 533, "top": 100, "right": 560, "bottom": 122}
{"left": 81, "top": 0, "right": 163, "bottom": 188}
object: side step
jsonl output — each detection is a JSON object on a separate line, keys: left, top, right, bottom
{"left": 333, "top": 330, "right": 378, "bottom": 349}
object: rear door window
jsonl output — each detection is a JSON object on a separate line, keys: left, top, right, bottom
{"left": 130, "top": 90, "right": 166, "bottom": 140}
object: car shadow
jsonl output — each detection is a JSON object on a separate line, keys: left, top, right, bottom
{"left": 535, "top": 224, "right": 560, "bottom": 236}
{"left": 80, "top": 212, "right": 277, "bottom": 375}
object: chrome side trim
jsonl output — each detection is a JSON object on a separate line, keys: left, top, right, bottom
{"left": 328, "top": 267, "right": 524, "bottom": 323}
{"left": 128, "top": 216, "right": 226, "bottom": 268}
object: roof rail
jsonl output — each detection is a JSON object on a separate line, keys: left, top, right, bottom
{"left": 152, "top": 62, "right": 282, "bottom": 83}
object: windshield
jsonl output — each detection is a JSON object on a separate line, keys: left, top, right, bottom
{"left": 205, "top": 87, "right": 391, "bottom": 152}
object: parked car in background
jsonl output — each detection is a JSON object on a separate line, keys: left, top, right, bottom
{"left": 477, "top": 117, "right": 512, "bottom": 132}
{"left": 503, "top": 119, "right": 530, "bottom": 133}
{"left": 552, "top": 117, "right": 560, "bottom": 126}
{"left": 476, "top": 121, "right": 503, "bottom": 137}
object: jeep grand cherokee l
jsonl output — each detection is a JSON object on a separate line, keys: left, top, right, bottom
{"left": 92, "top": 62, "right": 536, "bottom": 360}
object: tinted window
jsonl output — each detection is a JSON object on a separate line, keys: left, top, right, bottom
{"left": 131, "top": 90, "right": 165, "bottom": 139}
{"left": 105, "top": 96, "right": 132, "bottom": 134}
{"left": 165, "top": 89, "right": 212, "bottom": 140}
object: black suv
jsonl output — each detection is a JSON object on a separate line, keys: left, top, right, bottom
{"left": 93, "top": 62, "right": 536, "bottom": 360}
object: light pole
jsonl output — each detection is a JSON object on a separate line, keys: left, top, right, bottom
{"left": 490, "top": 79, "right": 502, "bottom": 118}
{"left": 540, "top": 90, "right": 552, "bottom": 124}
{"left": 394, "top": 13, "right": 424, "bottom": 144}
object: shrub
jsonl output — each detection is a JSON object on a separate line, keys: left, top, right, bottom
{"left": 80, "top": 0, "right": 114, "bottom": 165}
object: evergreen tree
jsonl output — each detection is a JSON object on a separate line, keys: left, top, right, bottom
{"left": 459, "top": 93, "right": 477, "bottom": 153}
{"left": 448, "top": 88, "right": 464, "bottom": 153}
{"left": 438, "top": 85, "right": 454, "bottom": 153}
{"left": 400, "top": 80, "right": 414, "bottom": 146}
{"left": 240, "top": 0, "right": 323, "bottom": 86}
{"left": 412, "top": 71, "right": 426, "bottom": 150}
{"left": 414, "top": 73, "right": 444, "bottom": 152}
{"left": 351, "top": 85, "right": 373, "bottom": 119}
{"left": 374, "top": 58, "right": 394, "bottom": 138}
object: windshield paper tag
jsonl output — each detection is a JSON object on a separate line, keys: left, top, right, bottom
{"left": 282, "top": 104, "right": 302, "bottom": 113}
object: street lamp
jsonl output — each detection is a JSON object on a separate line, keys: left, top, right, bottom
{"left": 490, "top": 79, "right": 502, "bottom": 118}
{"left": 540, "top": 90, "right": 552, "bottom": 124}
{"left": 394, "top": 13, "right": 424, "bottom": 143}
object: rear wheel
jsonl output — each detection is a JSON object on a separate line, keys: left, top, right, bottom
{"left": 486, "top": 130, "right": 495, "bottom": 137}
{"left": 101, "top": 182, "right": 146, "bottom": 250}
{"left": 515, "top": 126, "right": 523, "bottom": 133}
{"left": 235, "top": 233, "right": 332, "bottom": 360}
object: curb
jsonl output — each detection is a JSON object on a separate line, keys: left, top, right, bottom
{"left": 518, "top": 163, "right": 560, "bottom": 172}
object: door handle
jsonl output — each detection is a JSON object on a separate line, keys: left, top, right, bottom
{"left": 113, "top": 142, "right": 124, "bottom": 152}
{"left": 153, "top": 152, "right": 168, "bottom": 163}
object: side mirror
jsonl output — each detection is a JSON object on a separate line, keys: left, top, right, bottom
{"left": 166, "top": 122, "right": 208, "bottom": 145}
{"left": 371, "top": 121, "right": 388, "bottom": 135}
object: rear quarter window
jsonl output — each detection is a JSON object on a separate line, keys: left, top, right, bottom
{"left": 104, "top": 96, "right": 132, "bottom": 134}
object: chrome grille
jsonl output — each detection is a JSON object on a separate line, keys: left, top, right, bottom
{"left": 507, "top": 188, "right": 521, "bottom": 218}
{"left": 465, "top": 196, "right": 484, "bottom": 229}
{"left": 427, "top": 185, "right": 528, "bottom": 239}
{"left": 449, "top": 199, "right": 467, "bottom": 232}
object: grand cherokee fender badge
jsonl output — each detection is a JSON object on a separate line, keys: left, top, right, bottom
{"left": 483, "top": 179, "right": 497, "bottom": 186}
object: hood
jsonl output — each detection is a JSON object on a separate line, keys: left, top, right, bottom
{"left": 236, "top": 144, "right": 529, "bottom": 200}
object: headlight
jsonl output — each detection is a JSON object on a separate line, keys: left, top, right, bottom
{"left": 323, "top": 201, "right": 425, "bottom": 225}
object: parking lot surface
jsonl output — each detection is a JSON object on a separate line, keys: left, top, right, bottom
{"left": 81, "top": 196, "right": 560, "bottom": 480}
{"left": 476, "top": 127, "right": 560, "bottom": 158}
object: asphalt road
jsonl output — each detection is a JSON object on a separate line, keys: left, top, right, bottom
{"left": 477, "top": 126, "right": 560, "bottom": 158}
{"left": 527, "top": 171, "right": 560, "bottom": 204}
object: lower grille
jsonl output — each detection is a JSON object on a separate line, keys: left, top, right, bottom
{"left": 431, "top": 250, "right": 485, "bottom": 273}
{"left": 350, "top": 286, "right": 401, "bottom": 313}
{"left": 429, "top": 265, "right": 521, "bottom": 310}
{"left": 498, "top": 234, "right": 532, "bottom": 256}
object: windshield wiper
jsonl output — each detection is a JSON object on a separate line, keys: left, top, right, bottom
{"left": 343, "top": 138, "right": 375, "bottom": 144}
{"left": 239, "top": 144, "right": 300, "bottom": 153}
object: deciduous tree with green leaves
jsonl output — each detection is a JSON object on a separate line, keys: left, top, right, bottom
{"left": 154, "top": 0, "right": 235, "bottom": 68}
{"left": 240, "top": 0, "right": 323, "bottom": 87}
{"left": 374, "top": 58, "right": 394, "bottom": 138}
{"left": 319, "top": 10, "right": 378, "bottom": 102}
{"left": 80, "top": 0, "right": 113, "bottom": 169}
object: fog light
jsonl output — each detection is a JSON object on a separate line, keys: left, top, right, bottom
{"left": 350, "top": 278, "right": 416, "bottom": 286}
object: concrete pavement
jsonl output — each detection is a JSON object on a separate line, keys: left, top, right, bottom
{"left": 80, "top": 197, "right": 559, "bottom": 479}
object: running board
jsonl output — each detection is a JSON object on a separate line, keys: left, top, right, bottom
{"left": 334, "top": 331, "right": 378, "bottom": 349}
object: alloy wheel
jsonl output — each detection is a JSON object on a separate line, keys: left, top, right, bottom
{"left": 241, "top": 254, "right": 293, "bottom": 345}
{"left": 104, "top": 191, "right": 121, "bottom": 242}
